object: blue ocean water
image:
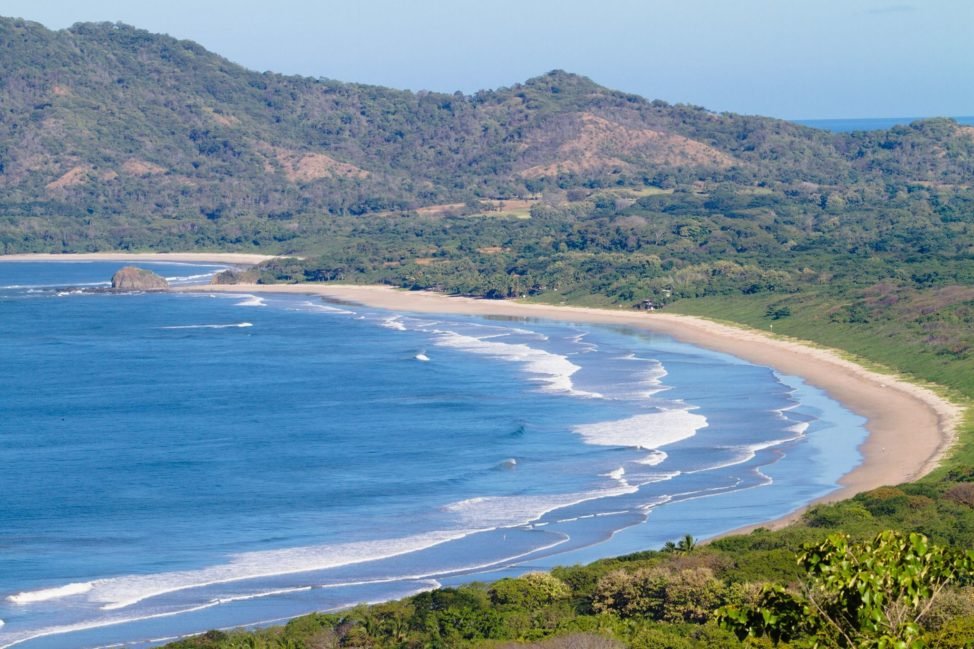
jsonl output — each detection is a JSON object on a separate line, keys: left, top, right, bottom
{"left": 0, "top": 262, "right": 867, "bottom": 649}
{"left": 794, "top": 115, "right": 974, "bottom": 132}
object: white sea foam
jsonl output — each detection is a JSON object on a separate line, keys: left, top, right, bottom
{"left": 212, "top": 586, "right": 312, "bottom": 605}
{"left": 2, "top": 281, "right": 109, "bottom": 290}
{"left": 0, "top": 536, "right": 587, "bottom": 649}
{"left": 0, "top": 598, "right": 227, "bottom": 649}
{"left": 445, "top": 482, "right": 637, "bottom": 529}
{"left": 786, "top": 422, "right": 810, "bottom": 435}
{"left": 52, "top": 530, "right": 471, "bottom": 612}
{"left": 687, "top": 429, "right": 808, "bottom": 474}
{"left": 161, "top": 323, "right": 253, "bottom": 330}
{"left": 7, "top": 581, "right": 94, "bottom": 604}
{"left": 638, "top": 364, "right": 668, "bottom": 396}
{"left": 617, "top": 353, "right": 669, "bottom": 398}
{"left": 381, "top": 316, "right": 407, "bottom": 331}
{"left": 460, "top": 322, "right": 547, "bottom": 341}
{"left": 165, "top": 273, "right": 218, "bottom": 284}
{"left": 636, "top": 470, "right": 682, "bottom": 484}
{"left": 415, "top": 353, "right": 430, "bottom": 362}
{"left": 568, "top": 332, "right": 598, "bottom": 353}
{"left": 574, "top": 409, "right": 707, "bottom": 450}
{"left": 433, "top": 330, "right": 602, "bottom": 398}
{"left": 235, "top": 295, "right": 266, "bottom": 307}
{"left": 299, "top": 301, "right": 355, "bottom": 315}
{"left": 635, "top": 450, "right": 668, "bottom": 466}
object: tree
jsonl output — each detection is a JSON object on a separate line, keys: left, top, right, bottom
{"left": 662, "top": 534, "right": 697, "bottom": 554}
{"left": 677, "top": 534, "right": 697, "bottom": 554}
{"left": 717, "top": 530, "right": 974, "bottom": 648}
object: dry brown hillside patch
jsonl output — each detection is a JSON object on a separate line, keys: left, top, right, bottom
{"left": 203, "top": 107, "right": 239, "bottom": 127}
{"left": 121, "top": 159, "right": 167, "bottom": 176}
{"left": 46, "top": 165, "right": 91, "bottom": 190}
{"left": 268, "top": 146, "right": 369, "bottom": 182}
{"left": 520, "top": 112, "right": 739, "bottom": 178}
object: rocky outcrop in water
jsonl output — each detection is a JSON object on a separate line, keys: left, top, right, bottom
{"left": 111, "top": 266, "right": 169, "bottom": 291}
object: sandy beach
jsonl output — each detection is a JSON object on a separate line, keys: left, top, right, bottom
{"left": 0, "top": 252, "right": 280, "bottom": 265}
{"left": 11, "top": 246, "right": 955, "bottom": 529}
{"left": 183, "top": 283, "right": 964, "bottom": 527}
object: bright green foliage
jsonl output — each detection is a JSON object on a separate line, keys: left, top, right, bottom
{"left": 593, "top": 567, "right": 727, "bottom": 623}
{"left": 930, "top": 615, "right": 974, "bottom": 648}
{"left": 489, "top": 572, "right": 572, "bottom": 609}
{"left": 718, "top": 531, "right": 974, "bottom": 647}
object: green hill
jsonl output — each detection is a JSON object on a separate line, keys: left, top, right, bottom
{"left": 2, "top": 15, "right": 973, "bottom": 240}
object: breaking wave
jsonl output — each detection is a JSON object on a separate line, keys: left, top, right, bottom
{"left": 161, "top": 322, "right": 253, "bottom": 330}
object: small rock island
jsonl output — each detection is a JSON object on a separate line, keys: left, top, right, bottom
{"left": 111, "top": 266, "right": 169, "bottom": 291}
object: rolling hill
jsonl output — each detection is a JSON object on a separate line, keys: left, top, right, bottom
{"left": 2, "top": 15, "right": 973, "bottom": 236}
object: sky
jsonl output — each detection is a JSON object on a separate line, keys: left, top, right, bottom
{"left": 2, "top": 0, "right": 972, "bottom": 120}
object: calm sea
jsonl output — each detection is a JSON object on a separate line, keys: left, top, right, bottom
{"left": 0, "top": 262, "right": 866, "bottom": 648}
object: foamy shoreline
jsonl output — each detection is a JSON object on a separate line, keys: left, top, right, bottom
{"left": 180, "top": 282, "right": 964, "bottom": 532}
{"left": 6, "top": 249, "right": 957, "bottom": 530}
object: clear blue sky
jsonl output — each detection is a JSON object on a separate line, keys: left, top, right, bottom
{"left": 3, "top": 0, "right": 972, "bottom": 119}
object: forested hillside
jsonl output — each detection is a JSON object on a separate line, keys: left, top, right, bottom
{"left": 2, "top": 15, "right": 974, "bottom": 250}
{"left": 3, "top": 15, "right": 973, "bottom": 383}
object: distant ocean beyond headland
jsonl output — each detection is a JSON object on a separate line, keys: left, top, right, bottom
{"left": 795, "top": 116, "right": 974, "bottom": 132}
{"left": 0, "top": 262, "right": 867, "bottom": 649}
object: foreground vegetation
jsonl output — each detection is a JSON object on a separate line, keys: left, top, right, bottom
{"left": 164, "top": 481, "right": 974, "bottom": 648}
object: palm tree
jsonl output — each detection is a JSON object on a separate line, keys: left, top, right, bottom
{"left": 676, "top": 533, "right": 697, "bottom": 554}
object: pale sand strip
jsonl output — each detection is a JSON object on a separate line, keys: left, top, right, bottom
{"left": 0, "top": 252, "right": 279, "bottom": 265}
{"left": 184, "top": 283, "right": 963, "bottom": 529}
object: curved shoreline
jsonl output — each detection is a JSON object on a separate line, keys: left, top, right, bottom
{"left": 181, "top": 283, "right": 963, "bottom": 527}
{"left": 7, "top": 248, "right": 957, "bottom": 529}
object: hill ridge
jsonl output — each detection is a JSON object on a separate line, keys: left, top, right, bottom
{"left": 1, "top": 15, "right": 973, "bottom": 241}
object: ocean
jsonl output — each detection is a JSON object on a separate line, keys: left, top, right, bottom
{"left": 0, "top": 261, "right": 866, "bottom": 648}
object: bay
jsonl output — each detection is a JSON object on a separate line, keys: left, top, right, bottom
{"left": 0, "top": 261, "right": 866, "bottom": 648}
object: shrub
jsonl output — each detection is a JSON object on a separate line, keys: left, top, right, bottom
{"left": 945, "top": 483, "right": 974, "bottom": 508}
{"left": 923, "top": 587, "right": 974, "bottom": 631}
{"left": 859, "top": 486, "right": 910, "bottom": 516}
{"left": 802, "top": 500, "right": 873, "bottom": 527}
{"left": 489, "top": 572, "right": 572, "bottom": 608}
{"left": 931, "top": 615, "right": 974, "bottom": 648}
{"left": 592, "top": 567, "right": 727, "bottom": 623}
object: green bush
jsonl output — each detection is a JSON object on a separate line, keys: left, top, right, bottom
{"left": 489, "top": 573, "right": 572, "bottom": 609}
{"left": 592, "top": 567, "right": 726, "bottom": 623}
